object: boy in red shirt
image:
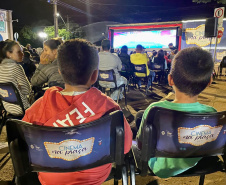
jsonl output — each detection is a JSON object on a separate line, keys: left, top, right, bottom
{"left": 23, "top": 39, "right": 132, "bottom": 185}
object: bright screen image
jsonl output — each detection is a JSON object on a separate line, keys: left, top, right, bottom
{"left": 113, "top": 30, "right": 177, "bottom": 49}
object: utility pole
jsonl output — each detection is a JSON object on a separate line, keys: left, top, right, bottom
{"left": 47, "top": 0, "right": 59, "bottom": 37}
{"left": 67, "top": 15, "right": 70, "bottom": 39}
{"left": 53, "top": 0, "right": 58, "bottom": 37}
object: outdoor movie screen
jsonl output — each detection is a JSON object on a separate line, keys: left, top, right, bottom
{"left": 113, "top": 29, "right": 177, "bottom": 49}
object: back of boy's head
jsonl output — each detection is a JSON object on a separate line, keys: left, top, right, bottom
{"left": 58, "top": 39, "right": 99, "bottom": 86}
{"left": 170, "top": 47, "right": 213, "bottom": 97}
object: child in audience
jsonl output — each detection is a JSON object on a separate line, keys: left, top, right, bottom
{"left": 23, "top": 39, "right": 132, "bottom": 185}
{"left": 136, "top": 47, "right": 216, "bottom": 178}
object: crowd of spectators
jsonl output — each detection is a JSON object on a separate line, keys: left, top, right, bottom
{"left": 0, "top": 38, "right": 218, "bottom": 185}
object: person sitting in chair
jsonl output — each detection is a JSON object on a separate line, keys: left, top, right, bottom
{"left": 23, "top": 39, "right": 132, "bottom": 185}
{"left": 136, "top": 47, "right": 216, "bottom": 178}
{"left": 130, "top": 44, "right": 155, "bottom": 91}
{"left": 98, "top": 39, "right": 127, "bottom": 101}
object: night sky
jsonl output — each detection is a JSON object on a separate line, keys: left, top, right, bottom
{"left": 0, "top": 0, "right": 225, "bottom": 32}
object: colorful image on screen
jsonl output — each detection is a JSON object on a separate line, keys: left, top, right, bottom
{"left": 113, "top": 30, "right": 177, "bottom": 49}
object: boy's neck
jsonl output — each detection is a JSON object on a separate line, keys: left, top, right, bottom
{"left": 63, "top": 84, "right": 90, "bottom": 92}
{"left": 173, "top": 89, "right": 198, "bottom": 103}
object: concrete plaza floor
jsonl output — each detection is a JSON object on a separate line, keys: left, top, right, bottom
{"left": 0, "top": 75, "right": 226, "bottom": 185}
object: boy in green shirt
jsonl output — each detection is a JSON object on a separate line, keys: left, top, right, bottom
{"left": 136, "top": 47, "right": 216, "bottom": 178}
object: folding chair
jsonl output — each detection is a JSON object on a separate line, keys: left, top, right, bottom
{"left": 6, "top": 110, "right": 128, "bottom": 185}
{"left": 0, "top": 82, "right": 25, "bottom": 134}
{"left": 98, "top": 69, "right": 127, "bottom": 106}
{"left": 130, "top": 107, "right": 226, "bottom": 185}
{"left": 151, "top": 63, "right": 167, "bottom": 84}
{"left": 133, "top": 64, "right": 152, "bottom": 94}
{"left": 217, "top": 56, "right": 226, "bottom": 77}
{"left": 120, "top": 63, "right": 135, "bottom": 91}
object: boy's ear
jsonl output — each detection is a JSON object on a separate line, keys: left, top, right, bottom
{"left": 90, "top": 69, "right": 98, "bottom": 85}
{"left": 168, "top": 74, "right": 174, "bottom": 86}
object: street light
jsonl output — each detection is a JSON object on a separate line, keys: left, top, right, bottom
{"left": 38, "top": 32, "right": 48, "bottom": 43}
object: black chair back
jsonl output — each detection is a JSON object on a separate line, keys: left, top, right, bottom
{"left": 121, "top": 63, "right": 126, "bottom": 72}
{"left": 141, "top": 107, "right": 226, "bottom": 159}
{"left": 133, "top": 64, "right": 146, "bottom": 75}
{"left": 6, "top": 110, "right": 125, "bottom": 179}
{"left": 222, "top": 57, "right": 226, "bottom": 67}
{"left": 0, "top": 82, "right": 25, "bottom": 114}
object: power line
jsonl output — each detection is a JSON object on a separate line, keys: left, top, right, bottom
{"left": 57, "top": 0, "right": 95, "bottom": 17}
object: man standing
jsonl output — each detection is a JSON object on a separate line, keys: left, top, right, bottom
{"left": 168, "top": 43, "right": 177, "bottom": 51}
{"left": 98, "top": 39, "right": 127, "bottom": 101}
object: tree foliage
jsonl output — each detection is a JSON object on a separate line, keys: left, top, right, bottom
{"left": 43, "top": 24, "right": 85, "bottom": 40}
{"left": 18, "top": 22, "right": 85, "bottom": 48}
{"left": 19, "top": 26, "right": 41, "bottom": 47}
{"left": 193, "top": 0, "right": 226, "bottom": 4}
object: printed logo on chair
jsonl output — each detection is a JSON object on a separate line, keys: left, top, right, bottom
{"left": 100, "top": 74, "right": 109, "bottom": 79}
{"left": 153, "top": 65, "right": 161, "bottom": 69}
{"left": 0, "top": 88, "right": 8, "bottom": 98}
{"left": 135, "top": 66, "right": 142, "bottom": 71}
{"left": 178, "top": 125, "right": 223, "bottom": 146}
{"left": 44, "top": 137, "right": 95, "bottom": 161}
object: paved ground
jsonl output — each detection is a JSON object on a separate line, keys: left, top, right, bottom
{"left": 0, "top": 73, "right": 226, "bottom": 185}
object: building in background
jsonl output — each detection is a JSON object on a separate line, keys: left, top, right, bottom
{"left": 0, "top": 8, "right": 13, "bottom": 41}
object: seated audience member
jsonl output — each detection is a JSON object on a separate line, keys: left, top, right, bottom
{"left": 152, "top": 49, "right": 167, "bottom": 70}
{"left": 0, "top": 40, "right": 31, "bottom": 115}
{"left": 21, "top": 51, "right": 36, "bottom": 81}
{"left": 136, "top": 47, "right": 216, "bottom": 178}
{"left": 169, "top": 49, "right": 178, "bottom": 61}
{"left": 164, "top": 51, "right": 171, "bottom": 67}
{"left": 219, "top": 55, "right": 226, "bottom": 76}
{"left": 98, "top": 39, "right": 127, "bottom": 101}
{"left": 130, "top": 44, "right": 155, "bottom": 90}
{"left": 23, "top": 39, "right": 132, "bottom": 185}
{"left": 31, "top": 48, "right": 40, "bottom": 63}
{"left": 26, "top": 43, "right": 33, "bottom": 54}
{"left": 118, "top": 45, "right": 134, "bottom": 73}
{"left": 31, "top": 38, "right": 64, "bottom": 88}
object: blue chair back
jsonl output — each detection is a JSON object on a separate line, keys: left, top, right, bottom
{"left": 98, "top": 70, "right": 117, "bottom": 89}
{"left": 141, "top": 107, "right": 226, "bottom": 158}
{"left": 6, "top": 110, "right": 125, "bottom": 177}
{"left": 98, "top": 70, "right": 116, "bottom": 83}
{"left": 0, "top": 82, "right": 25, "bottom": 114}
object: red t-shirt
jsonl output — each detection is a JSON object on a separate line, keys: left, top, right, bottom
{"left": 23, "top": 87, "right": 132, "bottom": 185}
{"left": 164, "top": 56, "right": 171, "bottom": 64}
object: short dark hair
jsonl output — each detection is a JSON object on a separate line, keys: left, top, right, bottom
{"left": 168, "top": 43, "right": 173, "bottom": 46}
{"left": 0, "top": 40, "right": 18, "bottom": 62}
{"left": 170, "top": 47, "right": 214, "bottom": 97}
{"left": 101, "top": 39, "right": 110, "bottom": 50}
{"left": 44, "top": 38, "right": 62, "bottom": 50}
{"left": 58, "top": 39, "right": 99, "bottom": 85}
{"left": 136, "top": 44, "right": 143, "bottom": 51}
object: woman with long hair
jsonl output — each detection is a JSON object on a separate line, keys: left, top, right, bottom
{"left": 152, "top": 49, "right": 167, "bottom": 82}
{"left": 31, "top": 38, "right": 64, "bottom": 88}
{"left": 0, "top": 40, "right": 31, "bottom": 115}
